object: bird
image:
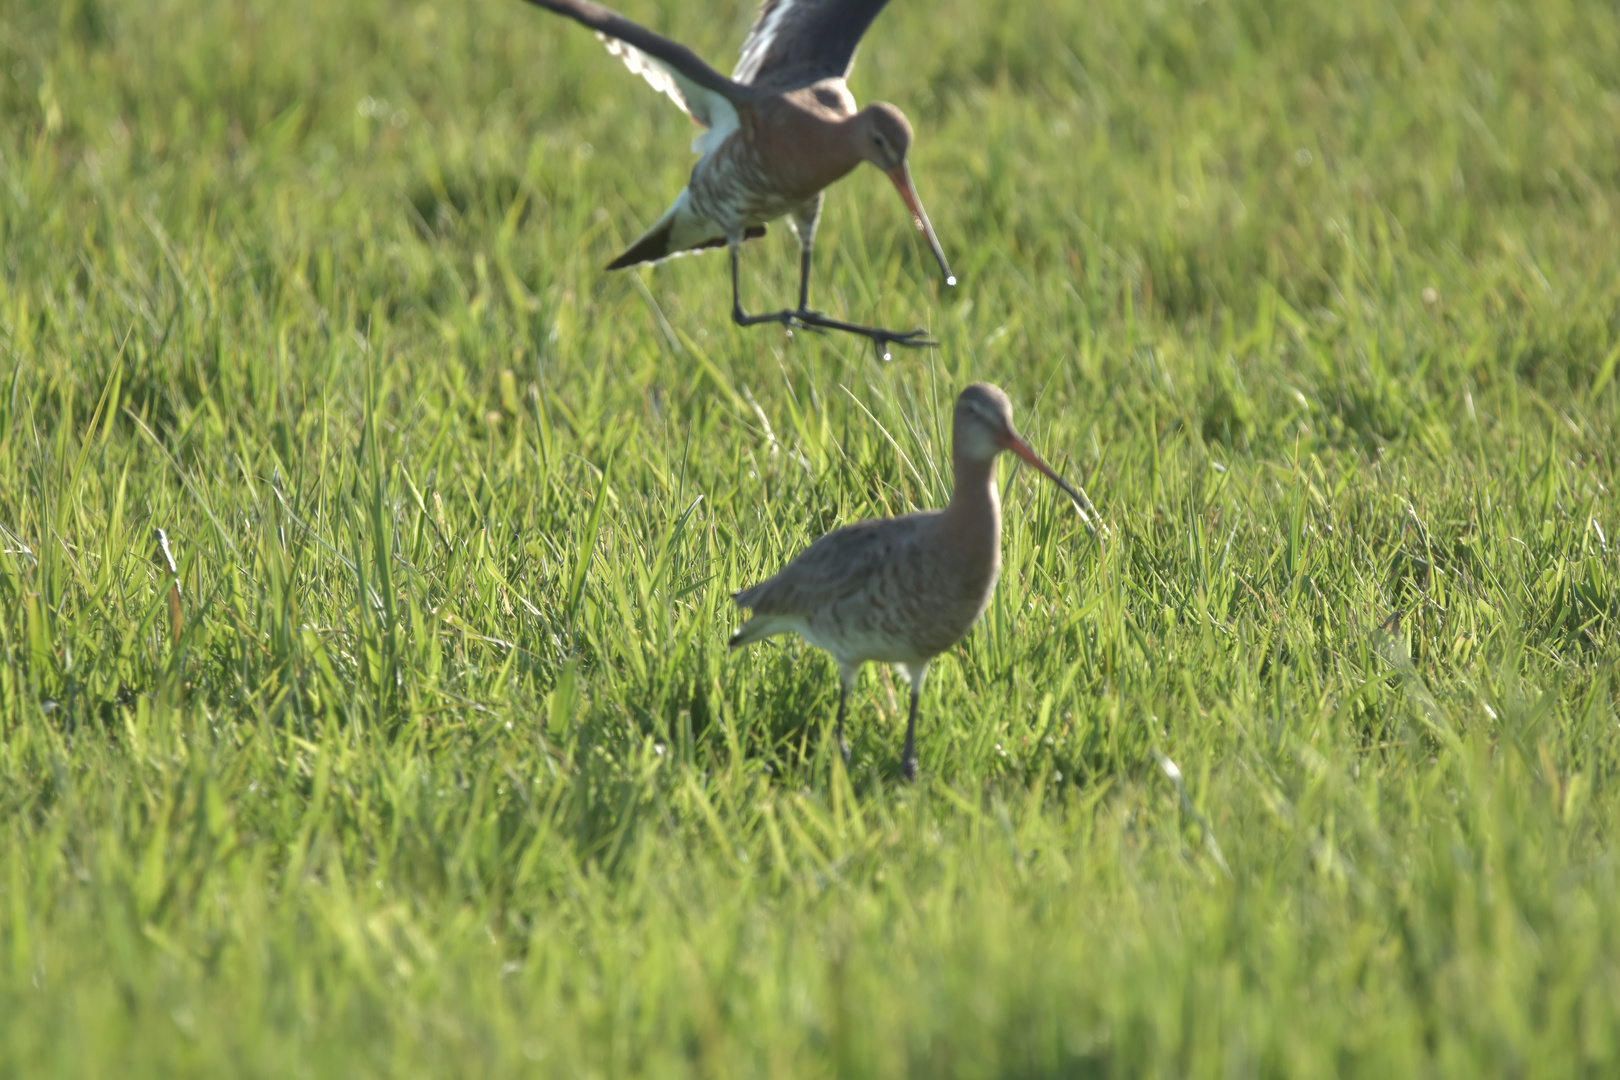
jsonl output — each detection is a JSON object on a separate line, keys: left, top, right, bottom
{"left": 519, "top": 0, "right": 955, "bottom": 357}
{"left": 729, "top": 384, "right": 1095, "bottom": 781}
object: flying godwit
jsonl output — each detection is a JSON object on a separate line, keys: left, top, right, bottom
{"left": 729, "top": 384, "right": 1095, "bottom": 781}
{"left": 520, "top": 0, "right": 955, "bottom": 357}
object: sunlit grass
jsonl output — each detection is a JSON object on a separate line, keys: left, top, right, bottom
{"left": 1, "top": 0, "right": 1618, "bottom": 1074}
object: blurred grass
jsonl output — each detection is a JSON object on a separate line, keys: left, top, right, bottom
{"left": 2, "top": 0, "right": 1619, "bottom": 1073}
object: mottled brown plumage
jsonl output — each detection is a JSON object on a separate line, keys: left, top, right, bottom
{"left": 730, "top": 384, "right": 1090, "bottom": 780}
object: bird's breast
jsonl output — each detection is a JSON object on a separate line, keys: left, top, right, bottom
{"left": 800, "top": 515, "right": 1002, "bottom": 666}
{"left": 689, "top": 132, "right": 798, "bottom": 230}
{"left": 688, "top": 101, "right": 861, "bottom": 228}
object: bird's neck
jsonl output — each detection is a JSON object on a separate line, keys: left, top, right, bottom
{"left": 752, "top": 92, "right": 864, "bottom": 199}
{"left": 942, "top": 453, "right": 1001, "bottom": 550}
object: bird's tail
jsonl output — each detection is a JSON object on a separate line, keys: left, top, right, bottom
{"left": 607, "top": 222, "right": 766, "bottom": 270}
{"left": 727, "top": 584, "right": 784, "bottom": 650}
{"left": 729, "top": 614, "right": 790, "bottom": 650}
{"left": 607, "top": 217, "right": 678, "bottom": 270}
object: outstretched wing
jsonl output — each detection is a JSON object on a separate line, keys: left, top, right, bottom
{"left": 520, "top": 0, "right": 758, "bottom": 128}
{"left": 732, "top": 0, "right": 895, "bottom": 92}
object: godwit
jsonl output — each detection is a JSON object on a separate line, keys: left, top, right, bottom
{"left": 520, "top": 0, "right": 955, "bottom": 357}
{"left": 729, "top": 384, "right": 1093, "bottom": 781}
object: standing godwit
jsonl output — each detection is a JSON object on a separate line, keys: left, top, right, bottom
{"left": 519, "top": 0, "right": 955, "bottom": 356}
{"left": 729, "top": 384, "right": 1093, "bottom": 781}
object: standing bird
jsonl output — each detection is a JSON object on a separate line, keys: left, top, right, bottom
{"left": 729, "top": 384, "right": 1094, "bottom": 780}
{"left": 519, "top": 0, "right": 955, "bottom": 356}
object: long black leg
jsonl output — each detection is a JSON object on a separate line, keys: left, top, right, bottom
{"left": 834, "top": 680, "right": 851, "bottom": 766}
{"left": 728, "top": 243, "right": 936, "bottom": 359}
{"left": 797, "top": 240, "right": 814, "bottom": 313}
{"left": 729, "top": 244, "right": 769, "bottom": 328}
{"left": 900, "top": 681, "right": 921, "bottom": 782}
{"left": 793, "top": 194, "right": 821, "bottom": 314}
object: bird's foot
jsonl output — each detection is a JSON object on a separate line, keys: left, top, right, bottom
{"left": 901, "top": 751, "right": 918, "bottom": 783}
{"left": 791, "top": 309, "right": 936, "bottom": 360}
{"left": 733, "top": 307, "right": 823, "bottom": 335}
{"left": 838, "top": 734, "right": 852, "bottom": 766}
{"left": 734, "top": 307, "right": 935, "bottom": 359}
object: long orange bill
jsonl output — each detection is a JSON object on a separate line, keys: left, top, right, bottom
{"left": 887, "top": 164, "right": 956, "bottom": 287}
{"left": 1003, "top": 433, "right": 1100, "bottom": 524}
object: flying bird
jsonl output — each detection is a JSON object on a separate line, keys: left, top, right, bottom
{"left": 730, "top": 384, "right": 1095, "bottom": 781}
{"left": 520, "top": 0, "right": 955, "bottom": 356}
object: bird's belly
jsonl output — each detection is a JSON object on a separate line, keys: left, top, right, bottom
{"left": 801, "top": 591, "right": 990, "bottom": 668}
{"left": 800, "top": 622, "right": 929, "bottom": 667}
{"left": 689, "top": 142, "right": 803, "bottom": 234}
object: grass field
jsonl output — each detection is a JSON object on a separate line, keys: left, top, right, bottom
{"left": 3, "top": 0, "right": 1619, "bottom": 1073}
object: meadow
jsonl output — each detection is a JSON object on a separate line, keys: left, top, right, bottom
{"left": 2, "top": 0, "right": 1618, "bottom": 1073}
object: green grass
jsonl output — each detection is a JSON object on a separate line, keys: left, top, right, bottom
{"left": 3, "top": 0, "right": 1619, "bottom": 1073}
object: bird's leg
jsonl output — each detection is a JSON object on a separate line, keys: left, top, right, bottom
{"left": 788, "top": 194, "right": 936, "bottom": 358}
{"left": 729, "top": 228, "right": 937, "bottom": 359}
{"left": 796, "top": 235, "right": 814, "bottom": 313}
{"left": 730, "top": 246, "right": 824, "bottom": 336}
{"left": 831, "top": 663, "right": 855, "bottom": 766}
{"left": 834, "top": 681, "right": 851, "bottom": 766}
{"left": 900, "top": 680, "right": 921, "bottom": 783}
{"left": 791, "top": 194, "right": 822, "bottom": 315}
{"left": 729, "top": 243, "right": 779, "bottom": 329}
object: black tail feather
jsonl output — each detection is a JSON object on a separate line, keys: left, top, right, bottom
{"left": 606, "top": 224, "right": 767, "bottom": 271}
{"left": 606, "top": 221, "right": 673, "bottom": 269}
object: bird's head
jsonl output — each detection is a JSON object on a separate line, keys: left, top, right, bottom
{"left": 855, "top": 103, "right": 914, "bottom": 172}
{"left": 954, "top": 383, "right": 1019, "bottom": 463}
{"left": 856, "top": 104, "right": 955, "bottom": 287}
{"left": 954, "top": 383, "right": 1090, "bottom": 510}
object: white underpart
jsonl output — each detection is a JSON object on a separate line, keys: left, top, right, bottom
{"left": 895, "top": 661, "right": 929, "bottom": 692}
{"left": 596, "top": 33, "right": 739, "bottom": 148}
{"left": 747, "top": 613, "right": 914, "bottom": 669}
{"left": 732, "top": 0, "right": 797, "bottom": 84}
{"left": 597, "top": 34, "right": 690, "bottom": 115}
{"left": 639, "top": 189, "right": 727, "bottom": 259}
{"left": 691, "top": 98, "right": 739, "bottom": 156}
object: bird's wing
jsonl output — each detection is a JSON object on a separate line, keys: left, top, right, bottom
{"left": 732, "top": 0, "right": 895, "bottom": 92}
{"left": 521, "top": 0, "right": 758, "bottom": 128}
{"left": 735, "top": 514, "right": 931, "bottom": 617}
